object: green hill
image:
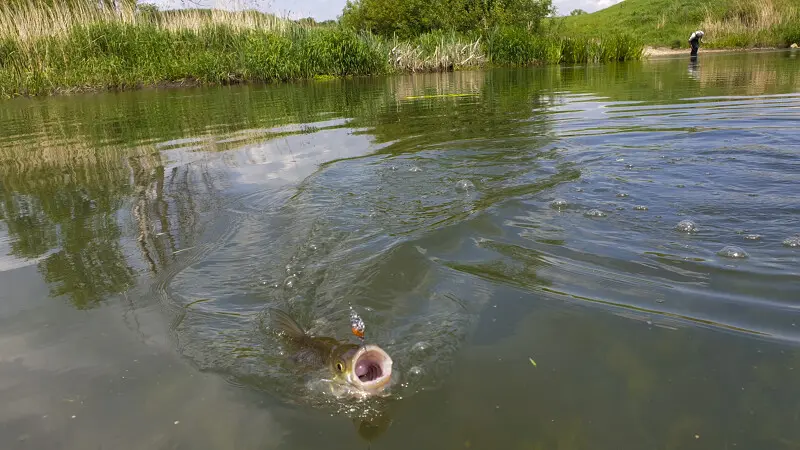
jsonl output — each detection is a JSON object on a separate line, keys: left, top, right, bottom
{"left": 559, "top": 0, "right": 800, "bottom": 49}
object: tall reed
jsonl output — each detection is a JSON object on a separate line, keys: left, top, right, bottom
{"left": 0, "top": 8, "right": 388, "bottom": 96}
{"left": 487, "top": 27, "right": 644, "bottom": 66}
{"left": 0, "top": 1, "right": 293, "bottom": 44}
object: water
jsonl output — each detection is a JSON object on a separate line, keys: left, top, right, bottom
{"left": 2, "top": 50, "right": 800, "bottom": 449}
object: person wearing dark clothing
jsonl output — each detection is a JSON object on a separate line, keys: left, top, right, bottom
{"left": 689, "top": 30, "right": 705, "bottom": 57}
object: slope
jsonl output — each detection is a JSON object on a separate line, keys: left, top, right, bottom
{"left": 559, "top": 0, "right": 800, "bottom": 49}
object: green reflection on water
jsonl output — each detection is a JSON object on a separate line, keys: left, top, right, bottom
{"left": 0, "top": 50, "right": 798, "bottom": 308}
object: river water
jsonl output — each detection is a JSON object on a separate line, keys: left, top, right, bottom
{"left": 1, "top": 50, "right": 800, "bottom": 449}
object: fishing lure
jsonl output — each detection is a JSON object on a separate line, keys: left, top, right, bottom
{"left": 349, "top": 306, "right": 366, "bottom": 341}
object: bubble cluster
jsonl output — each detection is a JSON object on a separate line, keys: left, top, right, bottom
{"left": 616, "top": 192, "right": 629, "bottom": 198}
{"left": 633, "top": 205, "right": 648, "bottom": 211}
{"left": 676, "top": 220, "right": 698, "bottom": 233}
{"left": 743, "top": 234, "right": 762, "bottom": 241}
{"left": 409, "top": 166, "right": 422, "bottom": 172}
{"left": 585, "top": 209, "right": 607, "bottom": 218}
{"left": 550, "top": 198, "right": 568, "bottom": 209}
{"left": 717, "top": 245, "right": 749, "bottom": 259}
{"left": 783, "top": 235, "right": 800, "bottom": 247}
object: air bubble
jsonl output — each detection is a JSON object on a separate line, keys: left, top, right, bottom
{"left": 718, "top": 246, "right": 748, "bottom": 259}
{"left": 550, "top": 198, "right": 568, "bottom": 209}
{"left": 455, "top": 179, "right": 475, "bottom": 192}
{"left": 408, "top": 366, "right": 424, "bottom": 377}
{"left": 676, "top": 220, "right": 698, "bottom": 233}
{"left": 411, "top": 342, "right": 429, "bottom": 353}
{"left": 744, "top": 234, "right": 761, "bottom": 241}
{"left": 616, "top": 192, "right": 629, "bottom": 198}
{"left": 633, "top": 205, "right": 648, "bottom": 211}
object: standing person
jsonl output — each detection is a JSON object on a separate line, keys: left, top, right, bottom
{"left": 689, "top": 30, "right": 705, "bottom": 57}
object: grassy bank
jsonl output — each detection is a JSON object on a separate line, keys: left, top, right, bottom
{"left": 559, "top": 0, "right": 800, "bottom": 49}
{"left": 0, "top": 1, "right": 644, "bottom": 98}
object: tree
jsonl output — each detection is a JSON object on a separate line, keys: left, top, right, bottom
{"left": 569, "top": 8, "right": 587, "bottom": 15}
{"left": 340, "top": 0, "right": 555, "bottom": 38}
{"left": 296, "top": 17, "right": 317, "bottom": 26}
{"left": 137, "top": 2, "right": 159, "bottom": 13}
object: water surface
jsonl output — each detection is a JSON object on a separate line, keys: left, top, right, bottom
{"left": 2, "top": 50, "right": 800, "bottom": 449}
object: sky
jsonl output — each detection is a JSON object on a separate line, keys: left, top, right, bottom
{"left": 150, "top": 0, "right": 623, "bottom": 21}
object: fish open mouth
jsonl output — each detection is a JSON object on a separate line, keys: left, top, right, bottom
{"left": 352, "top": 345, "right": 392, "bottom": 388}
{"left": 356, "top": 355, "right": 383, "bottom": 382}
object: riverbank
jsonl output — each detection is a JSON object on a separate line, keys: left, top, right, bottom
{"left": 0, "top": 2, "right": 648, "bottom": 99}
{"left": 643, "top": 45, "right": 792, "bottom": 57}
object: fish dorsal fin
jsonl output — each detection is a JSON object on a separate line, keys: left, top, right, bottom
{"left": 269, "top": 308, "right": 307, "bottom": 340}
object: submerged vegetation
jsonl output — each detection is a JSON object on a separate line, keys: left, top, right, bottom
{"left": 559, "top": 0, "right": 800, "bottom": 49}
{"left": 0, "top": 0, "right": 644, "bottom": 97}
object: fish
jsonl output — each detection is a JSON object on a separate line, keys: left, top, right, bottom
{"left": 268, "top": 308, "right": 394, "bottom": 397}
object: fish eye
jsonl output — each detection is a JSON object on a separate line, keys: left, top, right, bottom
{"left": 336, "top": 362, "right": 343, "bottom": 372}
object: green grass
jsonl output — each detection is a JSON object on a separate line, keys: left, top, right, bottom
{"left": 558, "top": 0, "right": 800, "bottom": 49}
{"left": 0, "top": 1, "right": 644, "bottom": 98}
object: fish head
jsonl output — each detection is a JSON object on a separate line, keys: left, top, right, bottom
{"left": 331, "top": 343, "right": 393, "bottom": 396}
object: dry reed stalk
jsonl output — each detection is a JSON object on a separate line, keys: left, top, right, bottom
{"left": 389, "top": 37, "right": 486, "bottom": 72}
{"left": 0, "top": 0, "right": 294, "bottom": 46}
{"left": 701, "top": 0, "right": 797, "bottom": 36}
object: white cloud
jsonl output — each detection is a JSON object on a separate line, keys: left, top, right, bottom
{"left": 552, "top": 0, "right": 623, "bottom": 15}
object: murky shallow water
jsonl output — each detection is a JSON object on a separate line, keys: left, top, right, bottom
{"left": 2, "top": 50, "right": 800, "bottom": 449}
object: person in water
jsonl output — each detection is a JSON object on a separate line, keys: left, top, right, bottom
{"left": 689, "top": 30, "right": 705, "bottom": 57}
